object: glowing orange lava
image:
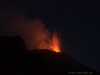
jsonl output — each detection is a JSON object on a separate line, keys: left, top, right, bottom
{"left": 49, "top": 32, "right": 60, "bottom": 52}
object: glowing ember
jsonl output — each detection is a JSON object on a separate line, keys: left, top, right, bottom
{"left": 49, "top": 32, "right": 60, "bottom": 52}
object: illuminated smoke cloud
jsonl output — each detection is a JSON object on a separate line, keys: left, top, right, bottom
{"left": 0, "top": 7, "right": 51, "bottom": 50}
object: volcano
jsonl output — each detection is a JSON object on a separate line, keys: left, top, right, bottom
{"left": 0, "top": 36, "right": 100, "bottom": 75}
{"left": 24, "top": 49, "right": 99, "bottom": 75}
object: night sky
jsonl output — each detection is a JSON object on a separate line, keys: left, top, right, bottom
{"left": 0, "top": 0, "right": 100, "bottom": 72}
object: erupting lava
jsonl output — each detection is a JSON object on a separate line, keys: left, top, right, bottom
{"left": 49, "top": 32, "right": 60, "bottom": 52}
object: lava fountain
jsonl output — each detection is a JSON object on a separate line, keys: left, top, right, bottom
{"left": 49, "top": 32, "right": 61, "bottom": 52}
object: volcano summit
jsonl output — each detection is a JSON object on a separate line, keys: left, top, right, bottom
{"left": 0, "top": 36, "right": 99, "bottom": 75}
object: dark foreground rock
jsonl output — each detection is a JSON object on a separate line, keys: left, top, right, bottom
{"left": 0, "top": 35, "right": 27, "bottom": 75}
{"left": 0, "top": 36, "right": 100, "bottom": 75}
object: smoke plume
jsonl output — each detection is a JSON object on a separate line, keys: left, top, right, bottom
{"left": 0, "top": 7, "right": 51, "bottom": 50}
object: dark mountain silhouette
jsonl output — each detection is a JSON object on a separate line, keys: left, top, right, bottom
{"left": 0, "top": 36, "right": 100, "bottom": 75}
{"left": 0, "top": 35, "right": 27, "bottom": 75}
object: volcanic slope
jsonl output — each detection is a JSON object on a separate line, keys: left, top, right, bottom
{"left": 23, "top": 49, "right": 99, "bottom": 75}
{"left": 0, "top": 36, "right": 100, "bottom": 75}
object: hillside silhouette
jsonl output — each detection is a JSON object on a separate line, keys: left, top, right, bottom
{"left": 0, "top": 36, "right": 99, "bottom": 75}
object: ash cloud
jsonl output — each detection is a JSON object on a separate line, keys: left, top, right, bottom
{"left": 0, "top": 7, "right": 51, "bottom": 50}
